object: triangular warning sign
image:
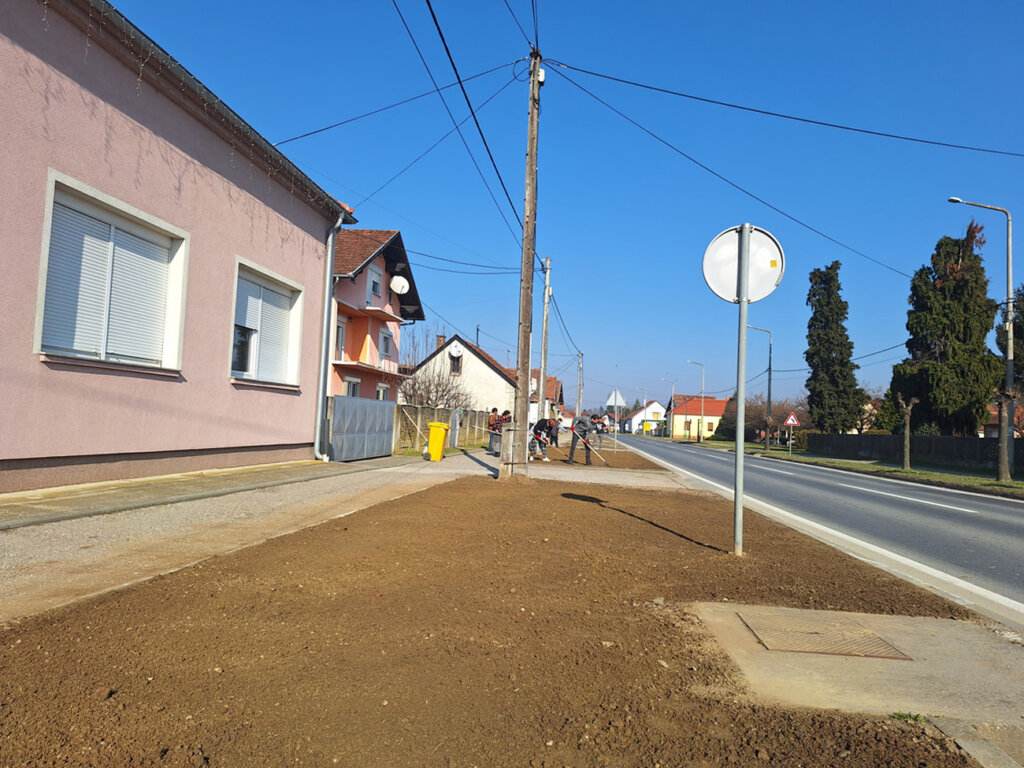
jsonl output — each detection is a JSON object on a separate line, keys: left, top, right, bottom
{"left": 784, "top": 411, "right": 800, "bottom": 427}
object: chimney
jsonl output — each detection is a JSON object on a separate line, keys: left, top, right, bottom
{"left": 435, "top": 335, "right": 446, "bottom": 351}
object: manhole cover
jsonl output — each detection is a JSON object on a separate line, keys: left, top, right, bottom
{"left": 738, "top": 612, "right": 912, "bottom": 660}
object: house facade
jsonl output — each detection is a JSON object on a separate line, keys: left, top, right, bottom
{"left": 330, "top": 230, "right": 424, "bottom": 402}
{"left": 666, "top": 395, "right": 728, "bottom": 440}
{"left": 624, "top": 401, "right": 665, "bottom": 434}
{"left": 1, "top": 0, "right": 351, "bottom": 492}
{"left": 401, "top": 335, "right": 516, "bottom": 413}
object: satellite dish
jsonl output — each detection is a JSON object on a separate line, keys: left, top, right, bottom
{"left": 389, "top": 275, "right": 410, "bottom": 295}
{"left": 449, "top": 341, "right": 464, "bottom": 358}
{"left": 703, "top": 225, "right": 784, "bottom": 303}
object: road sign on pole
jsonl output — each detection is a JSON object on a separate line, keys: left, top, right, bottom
{"left": 703, "top": 224, "right": 784, "bottom": 558}
{"left": 784, "top": 412, "right": 800, "bottom": 427}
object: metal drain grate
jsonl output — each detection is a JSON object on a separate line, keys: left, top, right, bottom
{"left": 738, "top": 612, "right": 912, "bottom": 660}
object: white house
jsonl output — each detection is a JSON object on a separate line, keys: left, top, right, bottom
{"left": 401, "top": 334, "right": 516, "bottom": 412}
{"left": 625, "top": 401, "right": 665, "bottom": 434}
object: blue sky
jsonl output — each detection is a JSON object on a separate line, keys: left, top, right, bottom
{"left": 110, "top": 0, "right": 1023, "bottom": 411}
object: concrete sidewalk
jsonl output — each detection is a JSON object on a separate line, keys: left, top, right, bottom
{"left": 0, "top": 450, "right": 688, "bottom": 624}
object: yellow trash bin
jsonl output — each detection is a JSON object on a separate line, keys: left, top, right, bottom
{"left": 426, "top": 422, "right": 450, "bottom": 462}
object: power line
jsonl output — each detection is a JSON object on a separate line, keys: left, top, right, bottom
{"left": 423, "top": 0, "right": 527, "bottom": 232}
{"left": 272, "top": 60, "right": 520, "bottom": 147}
{"left": 409, "top": 260, "right": 518, "bottom": 275}
{"left": 531, "top": 0, "right": 540, "bottom": 49}
{"left": 550, "top": 292, "right": 581, "bottom": 353}
{"left": 356, "top": 74, "right": 518, "bottom": 206}
{"left": 502, "top": 0, "right": 532, "bottom": 47}
{"left": 391, "top": 0, "right": 523, "bottom": 247}
{"left": 553, "top": 61, "right": 1024, "bottom": 159}
{"left": 343, "top": 229, "right": 517, "bottom": 270}
{"left": 549, "top": 65, "right": 912, "bottom": 279}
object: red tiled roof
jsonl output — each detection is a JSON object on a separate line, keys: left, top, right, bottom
{"left": 463, "top": 340, "right": 517, "bottom": 385}
{"left": 333, "top": 229, "right": 399, "bottom": 275}
{"left": 668, "top": 395, "right": 729, "bottom": 418}
{"left": 528, "top": 370, "right": 563, "bottom": 403}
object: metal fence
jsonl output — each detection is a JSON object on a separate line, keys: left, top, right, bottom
{"left": 808, "top": 433, "right": 1022, "bottom": 474}
{"left": 330, "top": 396, "right": 395, "bottom": 461}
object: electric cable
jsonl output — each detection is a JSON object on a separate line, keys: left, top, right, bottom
{"left": 502, "top": 0, "right": 533, "bottom": 47}
{"left": 550, "top": 292, "right": 581, "bottom": 353}
{"left": 549, "top": 66, "right": 912, "bottom": 279}
{"left": 551, "top": 61, "right": 1024, "bottom": 159}
{"left": 424, "top": 0, "right": 525, "bottom": 231}
{"left": 355, "top": 74, "right": 519, "bottom": 206}
{"left": 392, "top": 0, "right": 523, "bottom": 247}
{"left": 273, "top": 60, "right": 521, "bottom": 147}
{"left": 342, "top": 229, "right": 517, "bottom": 270}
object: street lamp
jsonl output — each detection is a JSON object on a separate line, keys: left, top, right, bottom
{"left": 747, "top": 325, "right": 773, "bottom": 447}
{"left": 687, "top": 360, "right": 705, "bottom": 442}
{"left": 661, "top": 377, "right": 676, "bottom": 438}
{"left": 636, "top": 386, "right": 646, "bottom": 436}
{"left": 948, "top": 196, "right": 1014, "bottom": 481}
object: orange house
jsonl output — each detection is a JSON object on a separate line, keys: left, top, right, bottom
{"left": 330, "top": 230, "right": 424, "bottom": 401}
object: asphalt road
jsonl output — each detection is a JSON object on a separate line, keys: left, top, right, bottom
{"left": 620, "top": 436, "right": 1024, "bottom": 608}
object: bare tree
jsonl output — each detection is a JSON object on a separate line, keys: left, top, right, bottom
{"left": 400, "top": 368, "right": 474, "bottom": 409}
{"left": 896, "top": 393, "right": 919, "bottom": 471}
{"left": 399, "top": 322, "right": 474, "bottom": 409}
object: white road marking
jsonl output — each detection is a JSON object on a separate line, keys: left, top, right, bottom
{"left": 836, "top": 483, "right": 979, "bottom": 515}
{"left": 751, "top": 465, "right": 795, "bottom": 476}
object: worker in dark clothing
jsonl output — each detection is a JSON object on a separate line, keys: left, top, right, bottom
{"left": 568, "top": 413, "right": 594, "bottom": 465}
{"left": 528, "top": 418, "right": 555, "bottom": 461}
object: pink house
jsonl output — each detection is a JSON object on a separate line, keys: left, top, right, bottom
{"left": 1, "top": 0, "right": 355, "bottom": 491}
{"left": 330, "top": 230, "right": 424, "bottom": 402}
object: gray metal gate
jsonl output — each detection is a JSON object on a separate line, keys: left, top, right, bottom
{"left": 330, "top": 396, "right": 395, "bottom": 461}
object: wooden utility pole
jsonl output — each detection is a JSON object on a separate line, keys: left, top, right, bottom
{"left": 576, "top": 351, "right": 583, "bottom": 421}
{"left": 538, "top": 258, "right": 551, "bottom": 419}
{"left": 505, "top": 49, "right": 543, "bottom": 478}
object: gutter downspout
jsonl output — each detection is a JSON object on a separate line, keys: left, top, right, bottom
{"left": 315, "top": 215, "right": 347, "bottom": 461}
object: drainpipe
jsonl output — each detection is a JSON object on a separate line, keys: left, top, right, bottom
{"left": 314, "top": 215, "right": 347, "bottom": 461}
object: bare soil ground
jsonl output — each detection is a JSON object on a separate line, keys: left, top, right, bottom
{"left": 0, "top": 475, "right": 981, "bottom": 767}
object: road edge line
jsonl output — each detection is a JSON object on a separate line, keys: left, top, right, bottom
{"left": 627, "top": 442, "right": 1024, "bottom": 633}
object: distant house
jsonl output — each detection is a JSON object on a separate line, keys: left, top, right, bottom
{"left": 529, "top": 369, "right": 565, "bottom": 423}
{"left": 401, "top": 334, "right": 516, "bottom": 412}
{"left": 979, "top": 403, "right": 1024, "bottom": 439}
{"left": 2, "top": 0, "right": 354, "bottom": 492}
{"left": 330, "top": 230, "right": 424, "bottom": 402}
{"left": 665, "top": 395, "right": 729, "bottom": 440}
{"left": 625, "top": 401, "right": 665, "bottom": 434}
{"left": 402, "top": 336, "right": 563, "bottom": 423}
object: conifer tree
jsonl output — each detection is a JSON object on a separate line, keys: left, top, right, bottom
{"left": 890, "top": 221, "right": 1000, "bottom": 436}
{"left": 804, "top": 261, "right": 867, "bottom": 433}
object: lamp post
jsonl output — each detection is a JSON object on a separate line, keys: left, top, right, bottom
{"left": 687, "top": 360, "right": 705, "bottom": 442}
{"left": 747, "top": 325, "right": 773, "bottom": 448}
{"left": 948, "top": 197, "right": 1014, "bottom": 481}
{"left": 636, "top": 387, "right": 647, "bottom": 436}
{"left": 661, "top": 377, "right": 676, "bottom": 438}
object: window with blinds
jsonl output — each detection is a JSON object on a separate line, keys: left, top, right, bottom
{"left": 41, "top": 200, "right": 173, "bottom": 366}
{"left": 232, "top": 271, "right": 297, "bottom": 384}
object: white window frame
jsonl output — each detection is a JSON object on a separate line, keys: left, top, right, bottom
{"left": 450, "top": 352, "right": 462, "bottom": 375}
{"left": 343, "top": 375, "right": 361, "bottom": 398}
{"left": 366, "top": 265, "right": 383, "bottom": 304}
{"left": 379, "top": 329, "right": 393, "bottom": 358}
{"left": 335, "top": 315, "right": 347, "bottom": 362}
{"left": 35, "top": 173, "right": 189, "bottom": 370}
{"left": 231, "top": 259, "right": 304, "bottom": 386}
{"left": 375, "top": 383, "right": 390, "bottom": 401}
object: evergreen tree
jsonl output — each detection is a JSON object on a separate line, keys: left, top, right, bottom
{"left": 995, "top": 284, "right": 1024, "bottom": 390}
{"left": 804, "top": 261, "right": 867, "bottom": 433}
{"left": 890, "top": 222, "right": 1000, "bottom": 436}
